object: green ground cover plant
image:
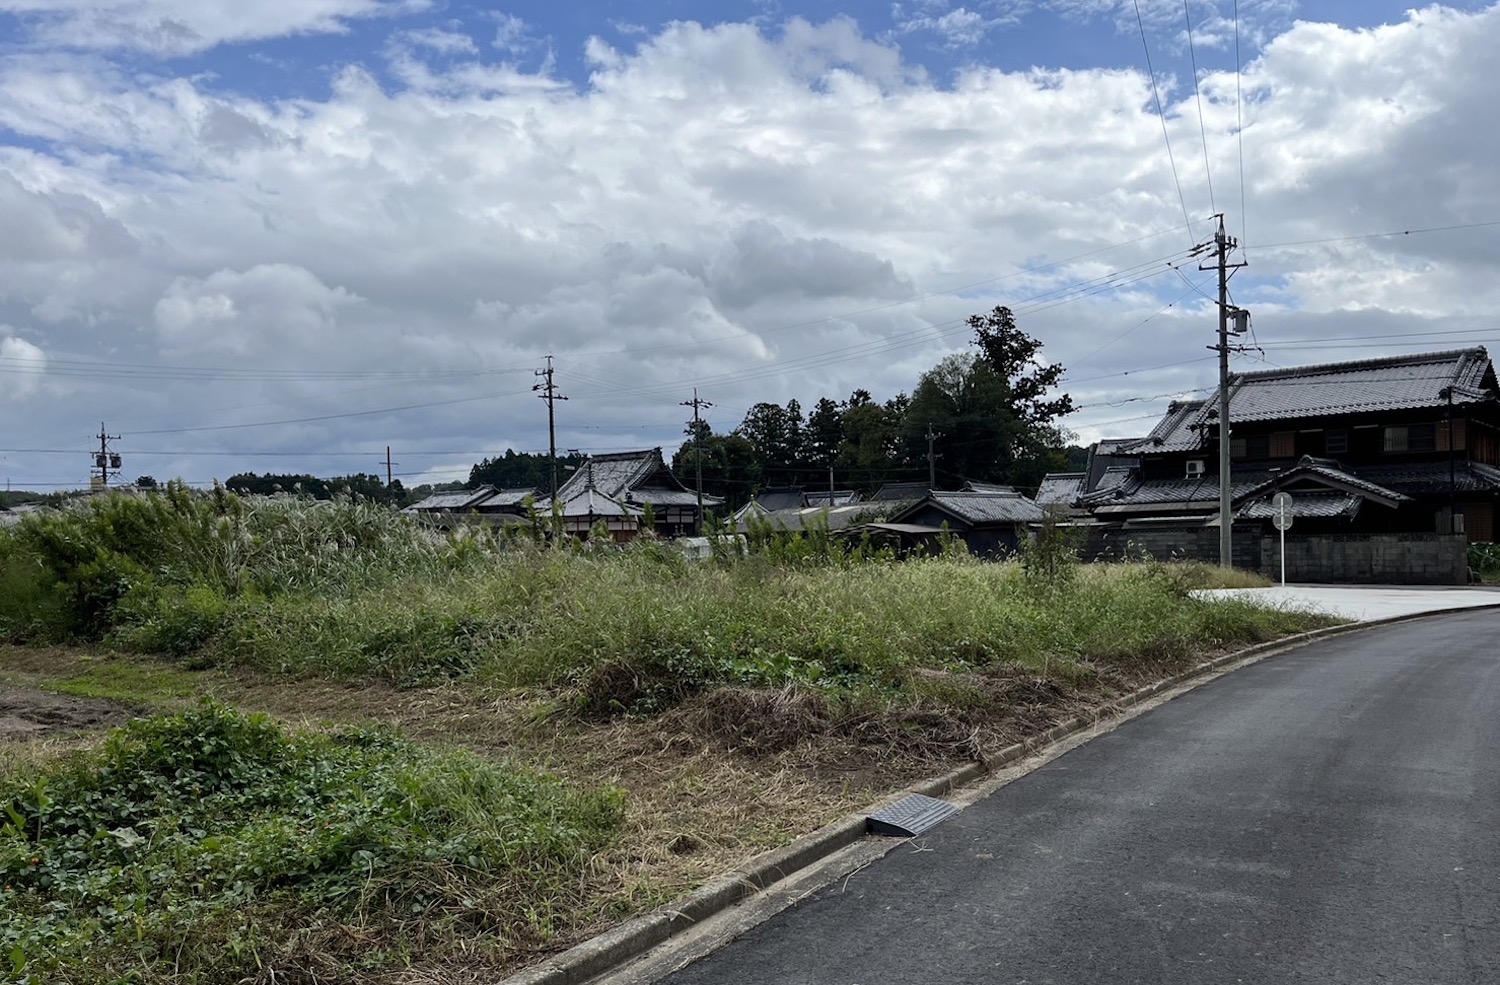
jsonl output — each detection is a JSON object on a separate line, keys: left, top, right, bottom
{"left": 0, "top": 700, "right": 622, "bottom": 984}
{"left": 1469, "top": 541, "right": 1500, "bottom": 581}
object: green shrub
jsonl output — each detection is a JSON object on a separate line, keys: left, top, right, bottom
{"left": 0, "top": 701, "right": 623, "bottom": 983}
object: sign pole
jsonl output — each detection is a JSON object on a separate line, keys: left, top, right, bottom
{"left": 1270, "top": 491, "right": 1294, "bottom": 587}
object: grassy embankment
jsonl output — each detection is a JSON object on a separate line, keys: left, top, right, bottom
{"left": 0, "top": 486, "right": 1333, "bottom": 983}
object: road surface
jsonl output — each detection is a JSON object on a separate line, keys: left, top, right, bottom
{"left": 662, "top": 609, "right": 1500, "bottom": 984}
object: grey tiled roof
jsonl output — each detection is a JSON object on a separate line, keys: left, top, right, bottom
{"left": 1356, "top": 461, "right": 1500, "bottom": 496}
{"left": 405, "top": 486, "right": 496, "bottom": 512}
{"left": 916, "top": 491, "right": 1044, "bottom": 524}
{"left": 754, "top": 487, "right": 807, "bottom": 512}
{"left": 869, "top": 482, "right": 931, "bottom": 502}
{"left": 471, "top": 488, "right": 539, "bottom": 510}
{"left": 1241, "top": 491, "right": 1363, "bottom": 520}
{"left": 805, "top": 489, "right": 861, "bottom": 507}
{"left": 1235, "top": 458, "right": 1408, "bottom": 506}
{"left": 1035, "top": 472, "right": 1085, "bottom": 506}
{"left": 1129, "top": 348, "right": 1495, "bottom": 453}
{"left": 550, "top": 449, "right": 720, "bottom": 509}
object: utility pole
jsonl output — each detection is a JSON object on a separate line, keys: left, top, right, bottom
{"left": 383, "top": 446, "right": 397, "bottom": 487}
{"left": 681, "top": 388, "right": 713, "bottom": 529}
{"left": 926, "top": 424, "right": 940, "bottom": 490}
{"left": 92, "top": 422, "right": 121, "bottom": 489}
{"left": 1200, "top": 214, "right": 1248, "bottom": 568}
{"left": 533, "top": 355, "right": 568, "bottom": 499}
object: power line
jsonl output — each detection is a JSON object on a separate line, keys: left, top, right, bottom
{"left": 1233, "top": 0, "right": 1248, "bottom": 254}
{"left": 1183, "top": 0, "right": 1215, "bottom": 214}
{"left": 1132, "top": 0, "right": 1193, "bottom": 238}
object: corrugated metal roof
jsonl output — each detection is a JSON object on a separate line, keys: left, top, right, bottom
{"left": 1129, "top": 348, "right": 1495, "bottom": 453}
{"left": 741, "top": 505, "right": 871, "bottom": 532}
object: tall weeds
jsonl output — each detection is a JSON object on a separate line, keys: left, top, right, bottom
{"left": 0, "top": 490, "right": 1326, "bottom": 698}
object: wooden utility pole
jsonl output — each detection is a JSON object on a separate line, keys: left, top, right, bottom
{"left": 384, "top": 446, "right": 396, "bottom": 487}
{"left": 533, "top": 355, "right": 568, "bottom": 499}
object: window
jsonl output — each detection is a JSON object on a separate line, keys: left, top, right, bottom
{"left": 1324, "top": 429, "right": 1348, "bottom": 455}
{"left": 1231, "top": 434, "right": 1270, "bottom": 459}
{"left": 1383, "top": 424, "right": 1437, "bottom": 454}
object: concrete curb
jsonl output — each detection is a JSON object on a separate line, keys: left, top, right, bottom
{"left": 502, "top": 600, "right": 1500, "bottom": 985}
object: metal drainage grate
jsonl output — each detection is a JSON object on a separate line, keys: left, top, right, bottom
{"left": 866, "top": 793, "right": 961, "bottom": 837}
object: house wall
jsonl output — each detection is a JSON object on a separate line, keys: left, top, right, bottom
{"left": 1262, "top": 532, "right": 1468, "bottom": 585}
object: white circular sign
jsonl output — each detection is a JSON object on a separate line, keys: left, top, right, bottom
{"left": 1271, "top": 491, "right": 1294, "bottom": 531}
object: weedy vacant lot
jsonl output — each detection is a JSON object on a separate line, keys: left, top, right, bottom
{"left": 0, "top": 488, "right": 1334, "bottom": 984}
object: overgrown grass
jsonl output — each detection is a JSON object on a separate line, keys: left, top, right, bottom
{"left": 0, "top": 490, "right": 1327, "bottom": 704}
{"left": 0, "top": 701, "right": 623, "bottom": 984}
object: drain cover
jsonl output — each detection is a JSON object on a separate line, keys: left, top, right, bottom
{"left": 866, "top": 793, "right": 960, "bottom": 837}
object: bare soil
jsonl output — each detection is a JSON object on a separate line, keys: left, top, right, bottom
{"left": 0, "top": 684, "right": 135, "bottom": 742}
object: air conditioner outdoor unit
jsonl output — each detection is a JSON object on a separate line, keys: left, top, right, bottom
{"left": 1185, "top": 460, "right": 1206, "bottom": 479}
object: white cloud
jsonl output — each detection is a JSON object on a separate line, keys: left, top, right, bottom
{"left": 0, "top": 0, "right": 431, "bottom": 57}
{"left": 0, "top": 333, "right": 47, "bottom": 400}
{"left": 0, "top": 7, "right": 1498, "bottom": 484}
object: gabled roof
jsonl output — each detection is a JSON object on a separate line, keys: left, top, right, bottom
{"left": 1234, "top": 457, "right": 1408, "bottom": 509}
{"left": 1129, "top": 348, "right": 1496, "bottom": 454}
{"left": 551, "top": 448, "right": 720, "bottom": 509}
{"left": 1035, "top": 472, "right": 1086, "bottom": 506}
{"left": 1241, "top": 492, "right": 1364, "bottom": 521}
{"left": 805, "top": 489, "right": 861, "bottom": 507}
{"left": 868, "top": 482, "right": 931, "bottom": 503}
{"left": 752, "top": 487, "right": 807, "bottom": 512}
{"left": 894, "top": 491, "right": 1044, "bottom": 526}
{"left": 405, "top": 486, "right": 497, "bottom": 512}
{"left": 470, "top": 488, "right": 540, "bottom": 511}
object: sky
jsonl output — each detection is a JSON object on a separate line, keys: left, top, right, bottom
{"left": 2, "top": 0, "right": 1499, "bottom": 492}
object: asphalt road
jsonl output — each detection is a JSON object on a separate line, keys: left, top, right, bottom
{"left": 662, "top": 610, "right": 1500, "bottom": 985}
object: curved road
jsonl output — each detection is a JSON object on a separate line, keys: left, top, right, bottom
{"left": 663, "top": 610, "right": 1500, "bottom": 984}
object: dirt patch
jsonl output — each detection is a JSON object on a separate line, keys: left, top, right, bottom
{"left": 0, "top": 684, "right": 136, "bottom": 742}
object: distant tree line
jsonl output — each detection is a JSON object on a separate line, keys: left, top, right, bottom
{"left": 224, "top": 472, "right": 406, "bottom": 505}
{"left": 671, "top": 307, "right": 1080, "bottom": 509}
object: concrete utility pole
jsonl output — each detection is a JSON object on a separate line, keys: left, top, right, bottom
{"left": 926, "top": 424, "right": 940, "bottom": 490}
{"left": 1200, "top": 214, "right": 1247, "bottom": 568}
{"left": 383, "top": 445, "right": 397, "bottom": 487}
{"left": 93, "top": 422, "right": 121, "bottom": 488}
{"left": 533, "top": 355, "right": 568, "bottom": 499}
{"left": 681, "top": 388, "right": 713, "bottom": 529}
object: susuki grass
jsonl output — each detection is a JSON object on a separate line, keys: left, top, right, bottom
{"left": 0, "top": 489, "right": 1326, "bottom": 701}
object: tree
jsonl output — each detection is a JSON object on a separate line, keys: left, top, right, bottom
{"left": 134, "top": 475, "right": 158, "bottom": 489}
{"left": 734, "top": 400, "right": 808, "bottom": 482}
{"left": 806, "top": 397, "right": 844, "bottom": 466}
{"left": 672, "top": 429, "right": 762, "bottom": 511}
{"left": 903, "top": 308, "right": 1074, "bottom": 489}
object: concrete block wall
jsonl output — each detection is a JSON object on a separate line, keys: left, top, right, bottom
{"left": 1081, "top": 526, "right": 1263, "bottom": 571}
{"left": 1262, "top": 532, "right": 1468, "bottom": 585}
